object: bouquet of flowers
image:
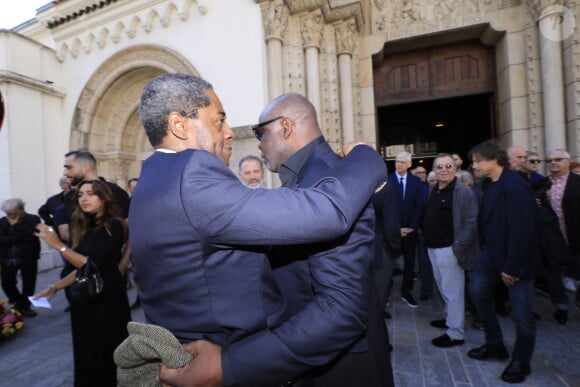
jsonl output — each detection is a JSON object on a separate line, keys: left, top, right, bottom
{"left": 0, "top": 298, "right": 23, "bottom": 343}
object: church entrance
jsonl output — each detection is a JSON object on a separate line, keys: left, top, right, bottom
{"left": 377, "top": 93, "right": 494, "bottom": 171}
{"left": 373, "top": 39, "right": 496, "bottom": 171}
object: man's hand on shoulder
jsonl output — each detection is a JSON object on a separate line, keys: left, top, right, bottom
{"left": 159, "top": 340, "right": 223, "bottom": 387}
{"left": 339, "top": 141, "right": 372, "bottom": 157}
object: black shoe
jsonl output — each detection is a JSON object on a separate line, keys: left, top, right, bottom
{"left": 496, "top": 303, "right": 510, "bottom": 317}
{"left": 534, "top": 283, "right": 550, "bottom": 298}
{"left": 501, "top": 361, "right": 531, "bottom": 383}
{"left": 554, "top": 309, "right": 568, "bottom": 324}
{"left": 432, "top": 334, "right": 465, "bottom": 348}
{"left": 20, "top": 307, "right": 37, "bottom": 318}
{"left": 64, "top": 306, "right": 71, "bottom": 313}
{"left": 393, "top": 266, "right": 403, "bottom": 276}
{"left": 130, "top": 297, "right": 141, "bottom": 310}
{"left": 430, "top": 318, "right": 448, "bottom": 329}
{"left": 401, "top": 293, "right": 418, "bottom": 308}
{"left": 384, "top": 311, "right": 392, "bottom": 320}
{"left": 472, "top": 320, "right": 484, "bottom": 330}
{"left": 467, "top": 344, "right": 509, "bottom": 361}
{"left": 420, "top": 294, "right": 431, "bottom": 301}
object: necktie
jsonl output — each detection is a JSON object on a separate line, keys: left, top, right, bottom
{"left": 400, "top": 176, "right": 405, "bottom": 198}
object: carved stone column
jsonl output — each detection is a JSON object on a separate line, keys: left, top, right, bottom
{"left": 335, "top": 20, "right": 356, "bottom": 144}
{"left": 538, "top": 7, "right": 567, "bottom": 151}
{"left": 301, "top": 11, "right": 323, "bottom": 118}
{"left": 262, "top": 0, "right": 289, "bottom": 100}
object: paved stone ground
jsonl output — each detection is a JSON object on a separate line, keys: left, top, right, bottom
{"left": 386, "top": 274, "right": 580, "bottom": 387}
{"left": 1, "top": 267, "right": 579, "bottom": 386}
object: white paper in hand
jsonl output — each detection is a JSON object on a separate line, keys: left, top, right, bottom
{"left": 28, "top": 296, "right": 52, "bottom": 309}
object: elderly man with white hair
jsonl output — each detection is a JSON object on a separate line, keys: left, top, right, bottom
{"left": 0, "top": 199, "right": 41, "bottom": 317}
{"left": 545, "top": 149, "right": 580, "bottom": 313}
{"left": 387, "top": 151, "right": 426, "bottom": 307}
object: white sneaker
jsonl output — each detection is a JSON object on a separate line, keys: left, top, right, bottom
{"left": 562, "top": 277, "right": 578, "bottom": 292}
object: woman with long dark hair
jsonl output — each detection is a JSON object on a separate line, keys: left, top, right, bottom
{"left": 35, "top": 179, "right": 130, "bottom": 386}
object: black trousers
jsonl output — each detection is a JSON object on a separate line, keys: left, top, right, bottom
{"left": 0, "top": 260, "right": 38, "bottom": 308}
{"left": 401, "top": 232, "right": 418, "bottom": 294}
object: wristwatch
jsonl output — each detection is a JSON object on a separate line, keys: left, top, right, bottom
{"left": 59, "top": 246, "right": 68, "bottom": 253}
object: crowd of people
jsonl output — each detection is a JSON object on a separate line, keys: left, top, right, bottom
{"left": 0, "top": 72, "right": 579, "bottom": 386}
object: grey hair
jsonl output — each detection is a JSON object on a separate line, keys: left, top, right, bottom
{"left": 238, "top": 155, "right": 263, "bottom": 171}
{"left": 139, "top": 73, "right": 213, "bottom": 147}
{"left": 2, "top": 198, "right": 25, "bottom": 212}
{"left": 427, "top": 171, "right": 437, "bottom": 180}
{"left": 59, "top": 176, "right": 69, "bottom": 184}
{"left": 525, "top": 150, "right": 539, "bottom": 158}
{"left": 457, "top": 170, "right": 475, "bottom": 187}
{"left": 547, "top": 148, "right": 571, "bottom": 159}
{"left": 396, "top": 151, "right": 412, "bottom": 163}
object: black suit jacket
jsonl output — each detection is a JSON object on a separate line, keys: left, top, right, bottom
{"left": 265, "top": 138, "right": 391, "bottom": 386}
{"left": 478, "top": 169, "right": 541, "bottom": 278}
{"left": 563, "top": 173, "right": 580, "bottom": 255}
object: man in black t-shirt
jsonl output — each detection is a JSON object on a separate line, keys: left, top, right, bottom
{"left": 422, "top": 154, "right": 479, "bottom": 348}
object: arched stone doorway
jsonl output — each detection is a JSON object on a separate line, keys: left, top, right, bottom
{"left": 70, "top": 44, "right": 199, "bottom": 188}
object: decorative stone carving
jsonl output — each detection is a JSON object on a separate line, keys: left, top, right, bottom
{"left": 374, "top": 0, "right": 385, "bottom": 11}
{"left": 301, "top": 11, "right": 323, "bottom": 48}
{"left": 392, "top": 0, "right": 424, "bottom": 27}
{"left": 334, "top": 19, "right": 356, "bottom": 56}
{"left": 262, "top": 0, "right": 289, "bottom": 41}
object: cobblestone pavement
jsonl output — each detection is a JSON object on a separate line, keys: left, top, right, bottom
{"left": 1, "top": 267, "right": 579, "bottom": 386}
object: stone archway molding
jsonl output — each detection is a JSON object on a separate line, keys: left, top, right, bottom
{"left": 71, "top": 44, "right": 200, "bottom": 150}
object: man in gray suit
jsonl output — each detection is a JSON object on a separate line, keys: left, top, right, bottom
{"left": 131, "top": 73, "right": 386, "bottom": 386}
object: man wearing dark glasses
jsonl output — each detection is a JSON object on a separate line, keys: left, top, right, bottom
{"left": 524, "top": 151, "right": 544, "bottom": 184}
{"left": 422, "top": 154, "right": 479, "bottom": 348}
{"left": 253, "top": 93, "right": 392, "bottom": 386}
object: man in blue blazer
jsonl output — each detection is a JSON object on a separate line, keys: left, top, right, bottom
{"left": 467, "top": 140, "right": 541, "bottom": 384}
{"left": 131, "top": 74, "right": 387, "bottom": 387}
{"left": 387, "top": 151, "right": 425, "bottom": 307}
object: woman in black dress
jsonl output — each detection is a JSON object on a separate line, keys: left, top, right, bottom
{"left": 35, "top": 179, "right": 131, "bottom": 386}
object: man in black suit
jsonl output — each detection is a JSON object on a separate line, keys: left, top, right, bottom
{"left": 545, "top": 148, "right": 580, "bottom": 313}
{"left": 38, "top": 176, "right": 70, "bottom": 227}
{"left": 387, "top": 151, "right": 425, "bottom": 307}
{"left": 257, "top": 93, "right": 393, "bottom": 386}
{"left": 0, "top": 199, "right": 41, "bottom": 317}
{"left": 372, "top": 180, "right": 401, "bottom": 319}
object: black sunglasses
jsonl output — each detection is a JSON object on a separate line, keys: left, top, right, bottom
{"left": 546, "top": 157, "right": 568, "bottom": 163}
{"left": 527, "top": 159, "right": 542, "bottom": 164}
{"left": 435, "top": 163, "right": 454, "bottom": 170}
{"left": 251, "top": 116, "right": 285, "bottom": 141}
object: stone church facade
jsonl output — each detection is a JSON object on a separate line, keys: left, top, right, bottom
{"left": 0, "top": 0, "right": 579, "bottom": 268}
